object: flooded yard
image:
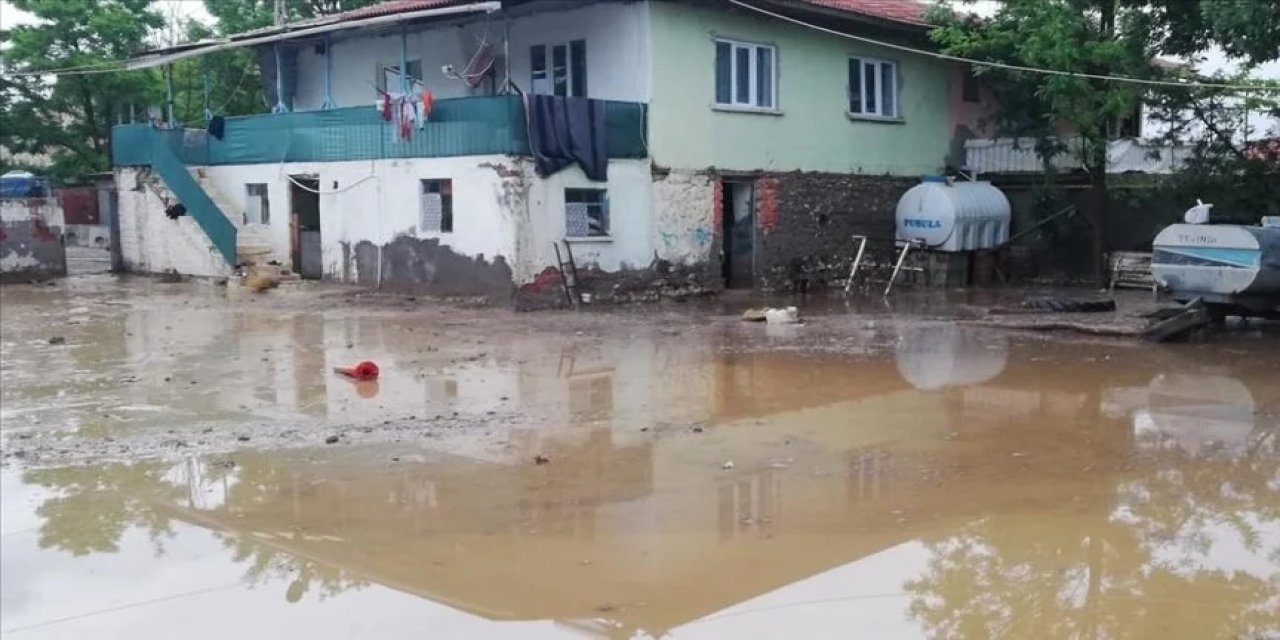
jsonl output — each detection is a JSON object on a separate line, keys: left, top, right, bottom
{"left": 2, "top": 277, "right": 1278, "bottom": 639}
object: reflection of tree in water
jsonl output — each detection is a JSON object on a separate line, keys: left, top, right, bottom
{"left": 23, "top": 462, "right": 183, "bottom": 557}
{"left": 905, "top": 432, "right": 1280, "bottom": 640}
{"left": 208, "top": 459, "right": 371, "bottom": 602}
{"left": 22, "top": 457, "right": 369, "bottom": 603}
{"left": 215, "top": 535, "right": 370, "bottom": 603}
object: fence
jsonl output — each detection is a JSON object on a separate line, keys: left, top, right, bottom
{"left": 113, "top": 95, "right": 648, "bottom": 167}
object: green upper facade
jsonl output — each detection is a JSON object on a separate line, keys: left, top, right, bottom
{"left": 648, "top": 0, "right": 951, "bottom": 176}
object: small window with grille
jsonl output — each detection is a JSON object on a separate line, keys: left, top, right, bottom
{"left": 419, "top": 179, "right": 453, "bottom": 233}
{"left": 565, "top": 188, "right": 608, "bottom": 238}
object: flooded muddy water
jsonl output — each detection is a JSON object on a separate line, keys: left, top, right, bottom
{"left": 2, "top": 277, "right": 1278, "bottom": 639}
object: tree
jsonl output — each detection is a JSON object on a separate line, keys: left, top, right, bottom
{"left": 0, "top": 0, "right": 164, "bottom": 182}
{"left": 928, "top": 0, "right": 1280, "bottom": 275}
{"left": 929, "top": 0, "right": 1163, "bottom": 279}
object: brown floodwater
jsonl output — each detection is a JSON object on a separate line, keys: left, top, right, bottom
{"left": 1, "top": 277, "right": 1278, "bottom": 639}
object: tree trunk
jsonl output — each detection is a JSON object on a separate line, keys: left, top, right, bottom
{"left": 1087, "top": 0, "right": 1117, "bottom": 284}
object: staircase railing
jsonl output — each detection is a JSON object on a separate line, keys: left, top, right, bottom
{"left": 140, "top": 130, "right": 238, "bottom": 265}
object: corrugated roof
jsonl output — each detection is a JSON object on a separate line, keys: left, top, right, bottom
{"left": 214, "top": 0, "right": 931, "bottom": 47}
{"left": 338, "top": 0, "right": 469, "bottom": 20}
{"left": 803, "top": 0, "right": 930, "bottom": 26}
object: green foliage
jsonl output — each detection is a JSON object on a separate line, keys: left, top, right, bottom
{"left": 929, "top": 0, "right": 1155, "bottom": 172}
{"left": 0, "top": 0, "right": 165, "bottom": 182}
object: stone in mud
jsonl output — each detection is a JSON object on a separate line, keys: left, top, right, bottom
{"left": 325, "top": 435, "right": 340, "bottom": 444}
{"left": 48, "top": 336, "right": 65, "bottom": 345}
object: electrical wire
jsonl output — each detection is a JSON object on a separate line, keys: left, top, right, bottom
{"left": 727, "top": 0, "right": 1280, "bottom": 93}
{"left": 17, "top": 1, "right": 1280, "bottom": 92}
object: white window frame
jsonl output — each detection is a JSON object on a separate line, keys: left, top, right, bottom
{"left": 245, "top": 183, "right": 269, "bottom": 225}
{"left": 531, "top": 40, "right": 587, "bottom": 97}
{"left": 564, "top": 188, "right": 610, "bottom": 240}
{"left": 378, "top": 58, "right": 423, "bottom": 94}
{"left": 848, "top": 56, "right": 900, "bottom": 119}
{"left": 714, "top": 38, "right": 777, "bottom": 110}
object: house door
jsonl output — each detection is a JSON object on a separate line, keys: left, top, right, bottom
{"left": 289, "top": 177, "right": 322, "bottom": 279}
{"left": 722, "top": 180, "right": 755, "bottom": 289}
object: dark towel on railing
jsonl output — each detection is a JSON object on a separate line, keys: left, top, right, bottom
{"left": 525, "top": 94, "right": 608, "bottom": 181}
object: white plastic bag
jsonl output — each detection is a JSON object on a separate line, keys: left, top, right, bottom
{"left": 1184, "top": 199, "right": 1213, "bottom": 225}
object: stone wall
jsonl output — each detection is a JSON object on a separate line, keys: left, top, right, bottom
{"left": 0, "top": 198, "right": 67, "bottom": 283}
{"left": 756, "top": 172, "right": 916, "bottom": 292}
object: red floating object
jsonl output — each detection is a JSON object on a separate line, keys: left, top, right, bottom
{"left": 334, "top": 360, "right": 380, "bottom": 381}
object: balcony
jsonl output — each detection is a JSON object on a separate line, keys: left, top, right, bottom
{"left": 112, "top": 95, "right": 648, "bottom": 167}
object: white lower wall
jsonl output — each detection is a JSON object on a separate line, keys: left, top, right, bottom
{"left": 651, "top": 170, "right": 716, "bottom": 266}
{"left": 120, "top": 156, "right": 693, "bottom": 294}
{"left": 199, "top": 155, "right": 522, "bottom": 283}
{"left": 115, "top": 169, "right": 232, "bottom": 278}
{"left": 519, "top": 158, "right": 655, "bottom": 282}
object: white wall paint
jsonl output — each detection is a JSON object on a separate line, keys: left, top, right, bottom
{"left": 116, "top": 169, "right": 233, "bottom": 278}
{"left": 128, "top": 156, "right": 668, "bottom": 288}
{"left": 651, "top": 170, "right": 716, "bottom": 267}
{"left": 290, "top": 0, "right": 650, "bottom": 111}
{"left": 199, "top": 155, "right": 522, "bottom": 283}
{"left": 519, "top": 159, "right": 654, "bottom": 281}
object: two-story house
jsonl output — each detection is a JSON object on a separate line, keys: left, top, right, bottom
{"left": 113, "top": 0, "right": 968, "bottom": 301}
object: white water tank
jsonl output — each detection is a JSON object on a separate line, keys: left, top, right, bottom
{"left": 895, "top": 176, "right": 1011, "bottom": 252}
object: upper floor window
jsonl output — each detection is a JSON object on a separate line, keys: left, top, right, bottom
{"left": 378, "top": 59, "right": 423, "bottom": 94}
{"left": 849, "top": 57, "right": 898, "bottom": 118}
{"left": 532, "top": 40, "right": 587, "bottom": 97}
{"left": 715, "top": 39, "right": 775, "bottom": 110}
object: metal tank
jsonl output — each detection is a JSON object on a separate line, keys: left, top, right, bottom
{"left": 1151, "top": 221, "right": 1280, "bottom": 316}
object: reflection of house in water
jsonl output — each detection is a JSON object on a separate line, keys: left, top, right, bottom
{"left": 125, "top": 322, "right": 1278, "bottom": 639}
{"left": 154, "top": 328, "right": 1194, "bottom": 638}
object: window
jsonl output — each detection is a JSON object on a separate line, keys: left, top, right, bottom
{"left": 378, "top": 59, "right": 423, "bottom": 93}
{"left": 245, "top": 183, "right": 269, "bottom": 225}
{"left": 1115, "top": 103, "right": 1142, "bottom": 138}
{"left": 848, "top": 57, "right": 899, "bottom": 118}
{"left": 565, "top": 188, "right": 608, "bottom": 238}
{"left": 531, "top": 40, "right": 587, "bottom": 97}
{"left": 715, "top": 39, "right": 775, "bottom": 109}
{"left": 420, "top": 180, "right": 453, "bottom": 233}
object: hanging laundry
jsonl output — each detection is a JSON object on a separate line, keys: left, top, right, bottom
{"left": 421, "top": 90, "right": 435, "bottom": 118}
{"left": 207, "top": 115, "right": 226, "bottom": 140}
{"left": 400, "top": 98, "right": 414, "bottom": 140}
{"left": 380, "top": 93, "right": 392, "bottom": 121}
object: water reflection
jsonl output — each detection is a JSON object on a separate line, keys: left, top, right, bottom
{"left": 5, "top": 332, "right": 1277, "bottom": 638}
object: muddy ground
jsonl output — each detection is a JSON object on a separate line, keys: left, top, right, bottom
{"left": 2, "top": 275, "right": 1278, "bottom": 639}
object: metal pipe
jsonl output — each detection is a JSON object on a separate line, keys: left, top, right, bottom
{"left": 399, "top": 27, "right": 409, "bottom": 96}
{"left": 272, "top": 43, "right": 288, "bottom": 113}
{"left": 321, "top": 33, "right": 336, "bottom": 109}
{"left": 844, "top": 235, "right": 868, "bottom": 294}
{"left": 884, "top": 240, "right": 919, "bottom": 297}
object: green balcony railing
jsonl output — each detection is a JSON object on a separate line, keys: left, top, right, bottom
{"left": 113, "top": 95, "right": 648, "bottom": 167}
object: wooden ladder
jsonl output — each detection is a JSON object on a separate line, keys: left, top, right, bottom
{"left": 553, "top": 240, "right": 581, "bottom": 307}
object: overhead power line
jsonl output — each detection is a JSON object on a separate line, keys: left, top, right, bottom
{"left": 728, "top": 0, "right": 1280, "bottom": 94}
